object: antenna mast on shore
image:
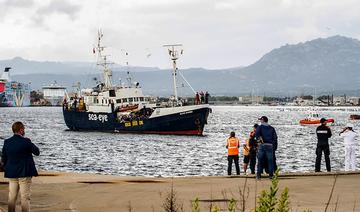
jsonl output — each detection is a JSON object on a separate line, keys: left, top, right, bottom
{"left": 95, "top": 29, "right": 113, "bottom": 89}
{"left": 163, "top": 44, "right": 183, "bottom": 105}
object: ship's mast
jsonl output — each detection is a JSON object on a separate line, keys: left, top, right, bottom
{"left": 163, "top": 44, "right": 183, "bottom": 105}
{"left": 96, "top": 29, "right": 113, "bottom": 89}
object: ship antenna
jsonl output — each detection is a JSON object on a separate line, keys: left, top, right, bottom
{"left": 95, "top": 29, "right": 114, "bottom": 89}
{"left": 163, "top": 44, "right": 183, "bottom": 105}
{"left": 126, "top": 71, "right": 132, "bottom": 86}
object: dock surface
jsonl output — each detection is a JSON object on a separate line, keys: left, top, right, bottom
{"left": 1, "top": 171, "right": 359, "bottom": 211}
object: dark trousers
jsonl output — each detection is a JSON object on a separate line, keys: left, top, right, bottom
{"left": 315, "top": 145, "right": 331, "bottom": 172}
{"left": 273, "top": 150, "right": 278, "bottom": 171}
{"left": 257, "top": 144, "right": 274, "bottom": 178}
{"left": 228, "top": 155, "right": 240, "bottom": 175}
{"left": 264, "top": 149, "right": 277, "bottom": 173}
{"left": 249, "top": 150, "right": 257, "bottom": 174}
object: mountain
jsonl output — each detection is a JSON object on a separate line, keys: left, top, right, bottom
{"left": 241, "top": 35, "right": 360, "bottom": 94}
{"left": 0, "top": 57, "right": 161, "bottom": 75}
{"left": 3, "top": 35, "right": 360, "bottom": 96}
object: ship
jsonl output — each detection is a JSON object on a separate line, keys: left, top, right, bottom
{"left": 62, "top": 31, "right": 211, "bottom": 135}
{"left": 0, "top": 67, "right": 30, "bottom": 107}
{"left": 42, "top": 81, "right": 66, "bottom": 106}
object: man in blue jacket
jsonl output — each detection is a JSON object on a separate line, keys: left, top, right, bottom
{"left": 255, "top": 116, "right": 278, "bottom": 179}
{"left": 1, "top": 122, "right": 40, "bottom": 212}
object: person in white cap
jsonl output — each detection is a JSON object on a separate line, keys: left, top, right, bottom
{"left": 339, "top": 123, "right": 357, "bottom": 171}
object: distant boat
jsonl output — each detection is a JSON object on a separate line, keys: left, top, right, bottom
{"left": 350, "top": 114, "right": 360, "bottom": 120}
{"left": 42, "top": 81, "right": 66, "bottom": 106}
{"left": 299, "top": 110, "right": 334, "bottom": 125}
{"left": 0, "top": 67, "right": 30, "bottom": 107}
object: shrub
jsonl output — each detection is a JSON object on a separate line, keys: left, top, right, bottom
{"left": 256, "top": 169, "right": 290, "bottom": 212}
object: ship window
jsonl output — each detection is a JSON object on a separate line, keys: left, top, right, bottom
{"left": 122, "top": 98, "right": 128, "bottom": 103}
{"left": 109, "top": 90, "right": 116, "bottom": 97}
{"left": 135, "top": 97, "right": 139, "bottom": 102}
{"left": 140, "top": 97, "right": 144, "bottom": 101}
{"left": 102, "top": 99, "right": 104, "bottom": 104}
{"left": 116, "top": 99, "right": 121, "bottom": 103}
{"left": 129, "top": 98, "right": 133, "bottom": 102}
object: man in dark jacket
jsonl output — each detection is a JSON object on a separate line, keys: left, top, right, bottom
{"left": 255, "top": 116, "right": 278, "bottom": 179}
{"left": 1, "top": 122, "right": 40, "bottom": 212}
{"left": 315, "top": 118, "right": 332, "bottom": 172}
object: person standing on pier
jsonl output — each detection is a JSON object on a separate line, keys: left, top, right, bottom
{"left": 339, "top": 123, "right": 357, "bottom": 171}
{"left": 315, "top": 118, "right": 332, "bottom": 172}
{"left": 255, "top": 116, "right": 278, "bottom": 179}
{"left": 1, "top": 122, "right": 40, "bottom": 212}
{"left": 249, "top": 124, "right": 259, "bottom": 174}
{"left": 243, "top": 124, "right": 259, "bottom": 175}
{"left": 242, "top": 137, "right": 250, "bottom": 175}
{"left": 226, "top": 131, "right": 240, "bottom": 175}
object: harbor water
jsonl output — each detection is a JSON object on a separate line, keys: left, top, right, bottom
{"left": 0, "top": 106, "right": 359, "bottom": 176}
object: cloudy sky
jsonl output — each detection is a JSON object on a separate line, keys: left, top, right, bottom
{"left": 1, "top": 0, "right": 360, "bottom": 69}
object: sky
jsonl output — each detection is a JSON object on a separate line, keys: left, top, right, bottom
{"left": 1, "top": 0, "right": 360, "bottom": 69}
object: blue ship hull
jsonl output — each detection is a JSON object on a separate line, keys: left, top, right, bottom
{"left": 63, "top": 106, "right": 211, "bottom": 135}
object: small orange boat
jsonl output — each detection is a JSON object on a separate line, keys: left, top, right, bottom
{"left": 300, "top": 111, "right": 334, "bottom": 125}
{"left": 300, "top": 118, "right": 335, "bottom": 125}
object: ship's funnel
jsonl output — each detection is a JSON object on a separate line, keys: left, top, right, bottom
{"left": 0, "top": 67, "right": 11, "bottom": 81}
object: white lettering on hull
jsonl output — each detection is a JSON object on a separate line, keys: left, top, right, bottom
{"left": 88, "top": 114, "right": 108, "bottom": 123}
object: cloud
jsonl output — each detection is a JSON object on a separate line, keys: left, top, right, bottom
{"left": 3, "top": 0, "right": 35, "bottom": 8}
{"left": 0, "top": 0, "right": 35, "bottom": 21}
{"left": 37, "top": 0, "right": 81, "bottom": 20}
{"left": 1, "top": 0, "right": 360, "bottom": 69}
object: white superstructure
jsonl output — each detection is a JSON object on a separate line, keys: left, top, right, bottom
{"left": 72, "top": 30, "right": 154, "bottom": 113}
{"left": 42, "top": 81, "right": 66, "bottom": 106}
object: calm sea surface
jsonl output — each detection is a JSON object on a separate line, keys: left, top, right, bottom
{"left": 0, "top": 106, "right": 359, "bottom": 176}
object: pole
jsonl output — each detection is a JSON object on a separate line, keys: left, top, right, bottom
{"left": 172, "top": 58, "right": 178, "bottom": 104}
{"left": 163, "top": 44, "right": 183, "bottom": 106}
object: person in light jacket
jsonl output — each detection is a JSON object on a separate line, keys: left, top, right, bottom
{"left": 339, "top": 123, "right": 357, "bottom": 171}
